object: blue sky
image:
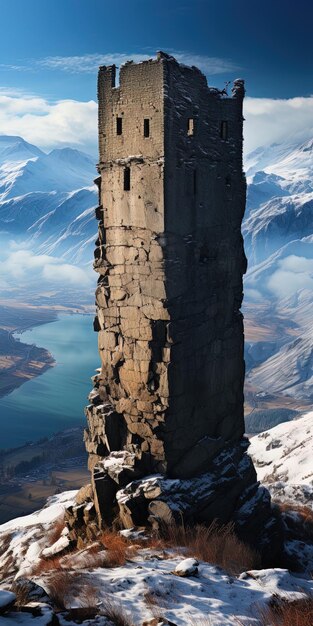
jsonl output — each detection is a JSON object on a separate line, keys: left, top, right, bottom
{"left": 1, "top": 0, "right": 313, "bottom": 155}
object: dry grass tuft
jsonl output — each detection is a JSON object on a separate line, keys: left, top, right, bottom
{"left": 31, "top": 555, "right": 63, "bottom": 575}
{"left": 11, "top": 581, "right": 31, "bottom": 607}
{"left": 101, "top": 596, "right": 134, "bottom": 626}
{"left": 278, "top": 502, "right": 313, "bottom": 540}
{"left": 77, "top": 583, "right": 99, "bottom": 608}
{"left": 0, "top": 532, "right": 13, "bottom": 558}
{"left": 46, "top": 570, "right": 82, "bottom": 610}
{"left": 236, "top": 597, "right": 313, "bottom": 626}
{"left": 99, "top": 530, "right": 135, "bottom": 567}
{"left": 47, "top": 516, "right": 66, "bottom": 547}
{"left": 0, "top": 555, "right": 14, "bottom": 582}
{"left": 65, "top": 584, "right": 100, "bottom": 622}
{"left": 259, "top": 597, "right": 313, "bottom": 626}
{"left": 157, "top": 521, "right": 260, "bottom": 575}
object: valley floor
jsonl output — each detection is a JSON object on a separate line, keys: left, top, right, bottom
{"left": 0, "top": 304, "right": 57, "bottom": 399}
{"left": 0, "top": 300, "right": 94, "bottom": 400}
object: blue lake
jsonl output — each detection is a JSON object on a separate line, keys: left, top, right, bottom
{"left": 0, "top": 314, "right": 98, "bottom": 450}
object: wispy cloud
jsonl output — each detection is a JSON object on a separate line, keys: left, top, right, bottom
{"left": 0, "top": 63, "right": 31, "bottom": 72}
{"left": 38, "top": 51, "right": 240, "bottom": 75}
{"left": 0, "top": 90, "right": 97, "bottom": 154}
{"left": 1, "top": 87, "right": 313, "bottom": 158}
{"left": 243, "top": 95, "right": 313, "bottom": 155}
{"left": 267, "top": 255, "right": 313, "bottom": 298}
{"left": 168, "top": 51, "right": 241, "bottom": 75}
{"left": 0, "top": 247, "right": 93, "bottom": 290}
{"left": 2, "top": 51, "right": 240, "bottom": 76}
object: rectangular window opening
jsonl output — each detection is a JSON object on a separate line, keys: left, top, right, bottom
{"left": 221, "top": 121, "right": 228, "bottom": 140}
{"left": 124, "top": 167, "right": 130, "bottom": 191}
{"left": 144, "top": 118, "right": 150, "bottom": 137}
{"left": 116, "top": 117, "right": 123, "bottom": 135}
{"left": 187, "top": 118, "right": 194, "bottom": 136}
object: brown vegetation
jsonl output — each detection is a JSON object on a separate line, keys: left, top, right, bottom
{"left": 158, "top": 521, "right": 261, "bottom": 575}
{"left": 278, "top": 502, "right": 313, "bottom": 540}
{"left": 46, "top": 570, "right": 81, "bottom": 610}
{"left": 101, "top": 597, "right": 134, "bottom": 626}
{"left": 11, "top": 581, "right": 32, "bottom": 607}
{"left": 236, "top": 597, "right": 313, "bottom": 626}
{"left": 0, "top": 532, "right": 12, "bottom": 557}
{"left": 260, "top": 597, "right": 313, "bottom": 626}
{"left": 32, "top": 555, "right": 63, "bottom": 575}
{"left": 99, "top": 529, "right": 134, "bottom": 567}
{"left": 47, "top": 516, "right": 66, "bottom": 546}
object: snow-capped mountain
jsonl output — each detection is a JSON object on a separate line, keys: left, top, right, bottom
{"left": 247, "top": 327, "right": 313, "bottom": 400}
{"left": 0, "top": 135, "right": 97, "bottom": 267}
{"left": 0, "top": 136, "right": 96, "bottom": 200}
{"left": 0, "top": 133, "right": 312, "bottom": 404}
{"left": 244, "top": 138, "right": 313, "bottom": 266}
{"left": 0, "top": 135, "right": 43, "bottom": 164}
{"left": 243, "top": 134, "right": 313, "bottom": 409}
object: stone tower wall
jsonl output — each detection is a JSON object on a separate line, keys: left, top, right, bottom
{"left": 86, "top": 59, "right": 169, "bottom": 491}
{"left": 88, "top": 55, "right": 247, "bottom": 481}
{"left": 161, "top": 60, "right": 247, "bottom": 476}
{"left": 78, "top": 55, "right": 280, "bottom": 559}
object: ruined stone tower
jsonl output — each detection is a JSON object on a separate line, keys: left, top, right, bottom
{"left": 77, "top": 53, "right": 279, "bottom": 557}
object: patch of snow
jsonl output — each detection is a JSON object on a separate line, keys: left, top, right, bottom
{"left": 250, "top": 411, "right": 313, "bottom": 503}
{"left": 41, "top": 535, "right": 70, "bottom": 558}
{"left": 0, "top": 491, "right": 77, "bottom": 534}
{"left": 174, "top": 557, "right": 199, "bottom": 577}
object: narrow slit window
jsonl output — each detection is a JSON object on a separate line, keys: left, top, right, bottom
{"left": 124, "top": 167, "right": 130, "bottom": 191}
{"left": 116, "top": 117, "right": 123, "bottom": 135}
{"left": 220, "top": 121, "right": 228, "bottom": 140}
{"left": 193, "top": 169, "right": 197, "bottom": 195}
{"left": 144, "top": 118, "right": 150, "bottom": 137}
{"left": 187, "top": 118, "right": 194, "bottom": 136}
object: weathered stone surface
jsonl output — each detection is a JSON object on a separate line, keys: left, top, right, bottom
{"left": 75, "top": 52, "right": 281, "bottom": 562}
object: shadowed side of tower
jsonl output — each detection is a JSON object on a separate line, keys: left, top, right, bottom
{"left": 69, "top": 53, "right": 281, "bottom": 562}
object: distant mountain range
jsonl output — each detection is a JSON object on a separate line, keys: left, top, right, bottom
{"left": 0, "top": 133, "right": 312, "bottom": 407}
{"left": 244, "top": 137, "right": 313, "bottom": 408}
{"left": 0, "top": 135, "right": 97, "bottom": 264}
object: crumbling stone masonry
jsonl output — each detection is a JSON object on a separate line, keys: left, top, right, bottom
{"left": 69, "top": 52, "right": 280, "bottom": 560}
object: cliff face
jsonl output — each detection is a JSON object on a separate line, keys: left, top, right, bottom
{"left": 69, "top": 53, "right": 281, "bottom": 562}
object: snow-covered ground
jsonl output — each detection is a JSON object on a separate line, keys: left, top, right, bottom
{"left": 249, "top": 410, "right": 313, "bottom": 506}
{"left": 1, "top": 487, "right": 313, "bottom": 625}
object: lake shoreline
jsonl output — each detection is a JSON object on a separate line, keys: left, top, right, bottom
{"left": 0, "top": 313, "right": 58, "bottom": 400}
{"left": 0, "top": 309, "right": 97, "bottom": 451}
{"left": 0, "top": 303, "right": 95, "bottom": 401}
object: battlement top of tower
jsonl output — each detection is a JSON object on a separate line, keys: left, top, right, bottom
{"left": 98, "top": 52, "right": 244, "bottom": 100}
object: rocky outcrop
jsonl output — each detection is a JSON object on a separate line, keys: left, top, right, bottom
{"left": 72, "top": 53, "right": 282, "bottom": 563}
